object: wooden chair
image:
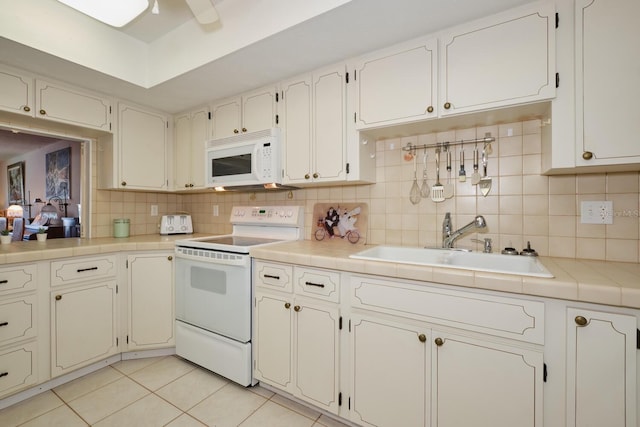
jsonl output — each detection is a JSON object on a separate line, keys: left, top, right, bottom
{"left": 11, "top": 218, "right": 24, "bottom": 241}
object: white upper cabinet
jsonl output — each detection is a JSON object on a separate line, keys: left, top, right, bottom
{"left": 575, "top": 0, "right": 640, "bottom": 166}
{"left": 282, "top": 64, "right": 348, "bottom": 185}
{"left": 117, "top": 102, "right": 169, "bottom": 190}
{"left": 0, "top": 65, "right": 34, "bottom": 116}
{"left": 211, "top": 86, "right": 277, "bottom": 140}
{"left": 35, "top": 79, "right": 112, "bottom": 131}
{"left": 439, "top": 1, "right": 556, "bottom": 116}
{"left": 175, "top": 106, "right": 210, "bottom": 190}
{"left": 352, "top": 36, "right": 437, "bottom": 130}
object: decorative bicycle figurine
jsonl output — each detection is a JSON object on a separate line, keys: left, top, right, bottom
{"left": 314, "top": 206, "right": 361, "bottom": 244}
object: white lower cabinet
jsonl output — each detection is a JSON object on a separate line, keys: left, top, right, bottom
{"left": 50, "top": 281, "right": 118, "bottom": 377}
{"left": 433, "top": 331, "right": 543, "bottom": 427}
{"left": 566, "top": 308, "right": 637, "bottom": 427}
{"left": 254, "top": 261, "right": 341, "bottom": 414}
{"left": 350, "top": 314, "right": 429, "bottom": 427}
{"left": 126, "top": 253, "right": 175, "bottom": 351}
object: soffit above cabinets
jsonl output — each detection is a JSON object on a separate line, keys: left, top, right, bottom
{"left": 0, "top": 0, "right": 531, "bottom": 114}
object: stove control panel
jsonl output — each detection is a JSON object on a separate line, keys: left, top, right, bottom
{"left": 230, "top": 205, "right": 304, "bottom": 226}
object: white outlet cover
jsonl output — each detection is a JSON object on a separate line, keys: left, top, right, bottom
{"left": 580, "top": 201, "right": 613, "bottom": 224}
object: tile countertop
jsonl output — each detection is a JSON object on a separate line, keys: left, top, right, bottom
{"left": 250, "top": 239, "right": 640, "bottom": 310}
{"left": 0, "top": 234, "right": 212, "bottom": 265}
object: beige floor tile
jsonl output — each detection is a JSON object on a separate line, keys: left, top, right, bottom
{"left": 0, "top": 391, "right": 64, "bottom": 427}
{"left": 110, "top": 356, "right": 166, "bottom": 376}
{"left": 93, "top": 393, "right": 182, "bottom": 427}
{"left": 247, "top": 384, "right": 275, "bottom": 399}
{"left": 165, "top": 413, "right": 207, "bottom": 427}
{"left": 240, "top": 400, "right": 316, "bottom": 427}
{"left": 19, "top": 404, "right": 88, "bottom": 427}
{"left": 156, "top": 367, "right": 228, "bottom": 411}
{"left": 54, "top": 366, "right": 123, "bottom": 402}
{"left": 270, "top": 393, "right": 321, "bottom": 420}
{"left": 66, "top": 377, "right": 149, "bottom": 425}
{"left": 188, "top": 383, "right": 267, "bottom": 427}
{"left": 128, "top": 356, "right": 195, "bottom": 391}
{"left": 315, "top": 414, "right": 352, "bottom": 427}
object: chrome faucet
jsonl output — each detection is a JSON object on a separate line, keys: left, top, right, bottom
{"left": 442, "top": 213, "right": 487, "bottom": 249}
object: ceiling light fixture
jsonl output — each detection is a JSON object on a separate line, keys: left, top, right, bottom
{"left": 56, "top": 0, "right": 149, "bottom": 28}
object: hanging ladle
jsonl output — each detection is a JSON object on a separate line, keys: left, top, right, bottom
{"left": 409, "top": 147, "right": 421, "bottom": 204}
{"left": 420, "top": 148, "right": 429, "bottom": 198}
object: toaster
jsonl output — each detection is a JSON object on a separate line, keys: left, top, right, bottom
{"left": 160, "top": 215, "right": 193, "bottom": 235}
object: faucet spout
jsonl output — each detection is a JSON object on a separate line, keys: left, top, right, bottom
{"left": 442, "top": 214, "right": 487, "bottom": 249}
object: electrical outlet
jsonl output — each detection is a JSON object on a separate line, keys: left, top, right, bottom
{"left": 213, "top": 205, "right": 219, "bottom": 217}
{"left": 580, "top": 201, "right": 613, "bottom": 224}
{"left": 150, "top": 205, "right": 158, "bottom": 216}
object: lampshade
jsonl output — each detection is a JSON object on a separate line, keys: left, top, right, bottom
{"left": 56, "top": 0, "right": 149, "bottom": 27}
{"left": 6, "top": 205, "right": 24, "bottom": 218}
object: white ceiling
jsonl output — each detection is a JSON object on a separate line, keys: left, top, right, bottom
{"left": 0, "top": 0, "right": 533, "bottom": 116}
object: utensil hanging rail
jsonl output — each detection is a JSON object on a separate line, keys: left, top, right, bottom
{"left": 402, "top": 135, "right": 495, "bottom": 153}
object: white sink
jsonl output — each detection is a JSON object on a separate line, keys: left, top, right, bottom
{"left": 350, "top": 246, "right": 554, "bottom": 278}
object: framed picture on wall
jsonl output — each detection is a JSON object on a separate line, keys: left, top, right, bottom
{"left": 7, "top": 161, "right": 25, "bottom": 204}
{"left": 45, "top": 147, "right": 71, "bottom": 199}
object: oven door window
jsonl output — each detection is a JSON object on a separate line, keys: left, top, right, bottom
{"left": 175, "top": 259, "right": 251, "bottom": 343}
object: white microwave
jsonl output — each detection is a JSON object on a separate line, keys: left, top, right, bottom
{"left": 205, "top": 128, "right": 282, "bottom": 190}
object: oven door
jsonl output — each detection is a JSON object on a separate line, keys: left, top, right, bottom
{"left": 175, "top": 251, "right": 251, "bottom": 342}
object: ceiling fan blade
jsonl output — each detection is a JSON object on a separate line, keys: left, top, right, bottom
{"left": 185, "top": 0, "right": 219, "bottom": 24}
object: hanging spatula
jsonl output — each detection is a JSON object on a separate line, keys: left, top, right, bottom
{"left": 431, "top": 149, "right": 445, "bottom": 202}
{"left": 479, "top": 148, "right": 492, "bottom": 197}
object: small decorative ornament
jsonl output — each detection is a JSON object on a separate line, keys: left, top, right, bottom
{"left": 36, "top": 228, "right": 47, "bottom": 242}
{"left": 0, "top": 231, "right": 11, "bottom": 244}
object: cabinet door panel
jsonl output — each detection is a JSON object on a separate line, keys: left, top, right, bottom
{"left": 351, "top": 314, "right": 429, "bottom": 427}
{"left": 294, "top": 301, "right": 339, "bottom": 413}
{"left": 242, "top": 88, "right": 276, "bottom": 134}
{"left": 440, "top": 3, "right": 555, "bottom": 116}
{"left": 434, "top": 333, "right": 542, "bottom": 427}
{"left": 576, "top": 0, "right": 640, "bottom": 164}
{"left": 174, "top": 113, "right": 192, "bottom": 189}
{"left": 281, "top": 76, "right": 312, "bottom": 184}
{"left": 211, "top": 97, "right": 241, "bottom": 139}
{"left": 190, "top": 108, "right": 209, "bottom": 188}
{"left": 355, "top": 38, "right": 437, "bottom": 129}
{"left": 0, "top": 68, "right": 33, "bottom": 116}
{"left": 128, "top": 254, "right": 174, "bottom": 350}
{"left": 254, "top": 293, "right": 292, "bottom": 390}
{"left": 313, "top": 67, "right": 346, "bottom": 182}
{"left": 119, "top": 104, "right": 167, "bottom": 190}
{"left": 567, "top": 308, "right": 637, "bottom": 427}
{"left": 51, "top": 281, "right": 117, "bottom": 376}
{"left": 36, "top": 80, "right": 111, "bottom": 131}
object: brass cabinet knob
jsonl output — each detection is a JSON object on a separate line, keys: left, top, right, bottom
{"left": 313, "top": 173, "right": 319, "bottom": 179}
{"left": 418, "top": 333, "right": 427, "bottom": 342}
{"left": 189, "top": 183, "right": 194, "bottom": 187}
{"left": 294, "top": 305, "right": 301, "bottom": 312}
{"left": 167, "top": 256, "right": 173, "bottom": 261}
{"left": 121, "top": 181, "right": 127, "bottom": 186}
{"left": 434, "top": 337, "right": 444, "bottom": 346}
{"left": 242, "top": 127, "right": 247, "bottom": 132}
{"left": 575, "top": 316, "right": 588, "bottom": 326}
{"left": 304, "top": 174, "right": 310, "bottom": 180}
{"left": 184, "top": 184, "right": 189, "bottom": 188}
{"left": 55, "top": 295, "right": 62, "bottom": 301}
{"left": 582, "top": 151, "right": 594, "bottom": 160}
{"left": 427, "top": 106, "right": 434, "bottom": 113}
{"left": 284, "top": 302, "right": 291, "bottom": 309}
{"left": 39, "top": 109, "right": 46, "bottom": 115}
{"left": 443, "top": 102, "right": 451, "bottom": 110}
{"left": 233, "top": 129, "right": 239, "bottom": 134}
{"left": 23, "top": 106, "right": 31, "bottom": 112}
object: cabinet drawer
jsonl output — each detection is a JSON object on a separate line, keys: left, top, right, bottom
{"left": 0, "top": 264, "right": 37, "bottom": 296}
{"left": 51, "top": 255, "right": 117, "bottom": 286}
{"left": 350, "top": 275, "right": 544, "bottom": 344}
{"left": 254, "top": 261, "right": 293, "bottom": 293}
{"left": 294, "top": 267, "right": 340, "bottom": 303}
{"left": 0, "top": 296, "right": 36, "bottom": 346}
{"left": 0, "top": 342, "right": 37, "bottom": 398}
